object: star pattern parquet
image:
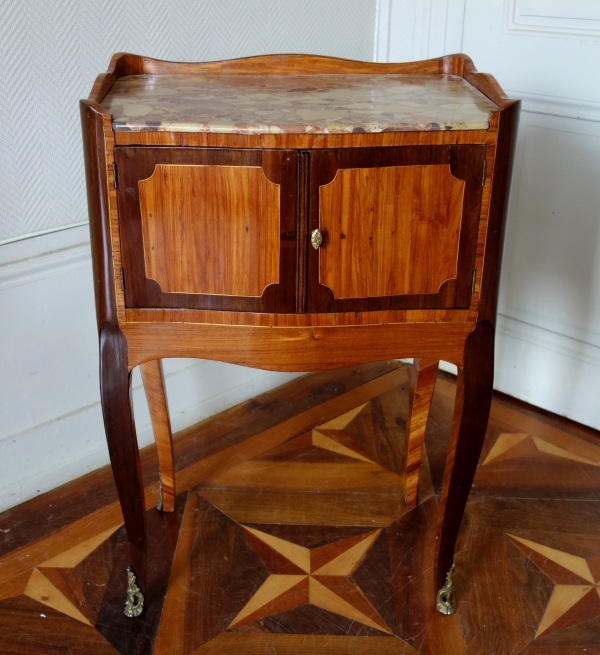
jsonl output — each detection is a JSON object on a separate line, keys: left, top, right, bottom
{"left": 1, "top": 362, "right": 600, "bottom": 654}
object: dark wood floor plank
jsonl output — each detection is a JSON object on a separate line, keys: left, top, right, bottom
{"left": 383, "top": 496, "right": 467, "bottom": 655}
{"left": 154, "top": 492, "right": 269, "bottom": 654}
{"left": 95, "top": 496, "right": 185, "bottom": 655}
{"left": 175, "top": 361, "right": 403, "bottom": 467}
{"left": 203, "top": 459, "right": 403, "bottom": 491}
{"left": 348, "top": 525, "right": 397, "bottom": 637}
{"left": 473, "top": 453, "right": 600, "bottom": 500}
{"left": 241, "top": 524, "right": 372, "bottom": 549}
{"left": 466, "top": 497, "right": 600, "bottom": 542}
{"left": 193, "top": 632, "right": 420, "bottom": 654}
{"left": 342, "top": 396, "right": 405, "bottom": 474}
{"left": 456, "top": 514, "right": 553, "bottom": 655}
{"left": 422, "top": 375, "right": 456, "bottom": 495}
{"left": 520, "top": 645, "right": 600, "bottom": 655}
{"left": 198, "top": 488, "right": 406, "bottom": 527}
{"left": 0, "top": 502, "right": 125, "bottom": 586}
{"left": 529, "top": 615, "right": 600, "bottom": 648}
{"left": 232, "top": 602, "right": 393, "bottom": 637}
{"left": 491, "top": 389, "right": 600, "bottom": 449}
{"left": 37, "top": 529, "right": 119, "bottom": 624}
{"left": 178, "top": 367, "right": 409, "bottom": 494}
{"left": 0, "top": 595, "right": 119, "bottom": 654}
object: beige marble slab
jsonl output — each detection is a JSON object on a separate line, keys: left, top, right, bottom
{"left": 101, "top": 73, "right": 497, "bottom": 134}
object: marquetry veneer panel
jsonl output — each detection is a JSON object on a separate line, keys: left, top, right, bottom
{"left": 139, "top": 164, "right": 280, "bottom": 297}
{"left": 319, "top": 165, "right": 464, "bottom": 299}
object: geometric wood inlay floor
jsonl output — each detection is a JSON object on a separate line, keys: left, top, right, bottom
{"left": 1, "top": 360, "right": 600, "bottom": 654}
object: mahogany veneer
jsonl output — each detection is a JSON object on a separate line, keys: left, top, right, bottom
{"left": 80, "top": 52, "right": 519, "bottom": 619}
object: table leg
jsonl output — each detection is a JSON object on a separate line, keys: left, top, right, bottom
{"left": 403, "top": 358, "right": 438, "bottom": 507}
{"left": 140, "top": 360, "right": 175, "bottom": 512}
{"left": 434, "top": 324, "right": 494, "bottom": 614}
{"left": 99, "top": 323, "right": 147, "bottom": 616}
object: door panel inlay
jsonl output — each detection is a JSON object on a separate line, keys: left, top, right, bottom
{"left": 139, "top": 164, "right": 280, "bottom": 297}
{"left": 319, "top": 165, "right": 465, "bottom": 299}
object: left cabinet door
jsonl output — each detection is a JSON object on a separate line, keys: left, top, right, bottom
{"left": 115, "top": 147, "right": 299, "bottom": 313}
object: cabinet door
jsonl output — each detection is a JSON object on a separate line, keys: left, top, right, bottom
{"left": 306, "top": 146, "right": 486, "bottom": 313}
{"left": 115, "top": 147, "right": 299, "bottom": 313}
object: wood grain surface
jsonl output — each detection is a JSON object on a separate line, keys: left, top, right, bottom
{"left": 404, "top": 359, "right": 439, "bottom": 506}
{"left": 140, "top": 360, "right": 175, "bottom": 512}
{"left": 139, "top": 164, "right": 280, "bottom": 297}
{"left": 80, "top": 101, "right": 120, "bottom": 327}
{"left": 123, "top": 308, "right": 471, "bottom": 326}
{"left": 319, "top": 165, "right": 464, "bottom": 299}
{"left": 116, "top": 147, "right": 298, "bottom": 313}
{"left": 114, "top": 129, "right": 488, "bottom": 150}
{"left": 121, "top": 321, "right": 474, "bottom": 371}
{"left": 0, "top": 362, "right": 398, "bottom": 561}
{"left": 306, "top": 145, "right": 485, "bottom": 313}
{"left": 99, "top": 323, "right": 147, "bottom": 590}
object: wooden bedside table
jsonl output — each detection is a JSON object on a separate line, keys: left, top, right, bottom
{"left": 80, "top": 52, "right": 519, "bottom": 619}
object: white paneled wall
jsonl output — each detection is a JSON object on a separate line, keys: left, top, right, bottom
{"left": 379, "top": 0, "right": 600, "bottom": 429}
{"left": 0, "top": 0, "right": 377, "bottom": 512}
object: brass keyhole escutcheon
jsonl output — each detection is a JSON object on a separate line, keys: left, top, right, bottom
{"left": 124, "top": 566, "right": 145, "bottom": 618}
{"left": 311, "top": 229, "right": 323, "bottom": 250}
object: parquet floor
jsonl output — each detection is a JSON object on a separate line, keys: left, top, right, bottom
{"left": 2, "top": 360, "right": 600, "bottom": 654}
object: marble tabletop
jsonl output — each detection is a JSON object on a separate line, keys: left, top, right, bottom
{"left": 101, "top": 73, "right": 498, "bottom": 134}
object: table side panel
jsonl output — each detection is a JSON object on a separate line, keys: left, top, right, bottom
{"left": 102, "top": 117, "right": 126, "bottom": 322}
{"left": 469, "top": 129, "right": 497, "bottom": 321}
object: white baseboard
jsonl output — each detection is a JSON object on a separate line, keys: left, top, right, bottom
{"left": 0, "top": 360, "right": 301, "bottom": 512}
{"left": 403, "top": 314, "right": 600, "bottom": 431}
{"left": 495, "top": 313, "right": 600, "bottom": 430}
{"left": 508, "top": 90, "right": 600, "bottom": 124}
{"left": 0, "top": 225, "right": 301, "bottom": 513}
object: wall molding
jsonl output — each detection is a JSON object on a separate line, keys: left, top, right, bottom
{"left": 508, "top": 90, "right": 600, "bottom": 123}
{"left": 434, "top": 312, "right": 600, "bottom": 430}
{"left": 497, "top": 313, "right": 600, "bottom": 368}
{"left": 507, "top": 0, "right": 600, "bottom": 39}
{"left": 494, "top": 313, "right": 600, "bottom": 431}
{"left": 0, "top": 241, "right": 91, "bottom": 292}
{"left": 0, "top": 221, "right": 88, "bottom": 248}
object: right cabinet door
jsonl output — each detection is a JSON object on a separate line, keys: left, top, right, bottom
{"left": 306, "top": 146, "right": 486, "bottom": 313}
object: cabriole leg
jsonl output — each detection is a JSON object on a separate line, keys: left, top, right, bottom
{"left": 403, "top": 358, "right": 438, "bottom": 507}
{"left": 434, "top": 325, "right": 494, "bottom": 615}
{"left": 140, "top": 359, "right": 175, "bottom": 512}
{"left": 99, "top": 323, "right": 147, "bottom": 617}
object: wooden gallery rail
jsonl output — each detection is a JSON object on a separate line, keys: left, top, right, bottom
{"left": 80, "top": 52, "right": 519, "bottom": 619}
